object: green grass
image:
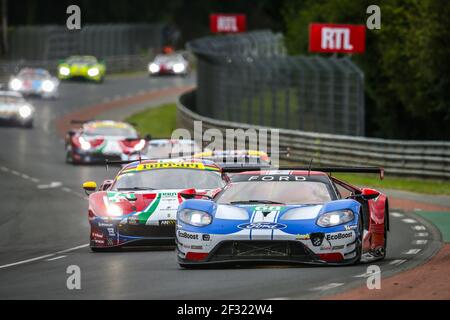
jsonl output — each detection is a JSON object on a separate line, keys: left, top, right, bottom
{"left": 125, "top": 103, "right": 177, "bottom": 138}
{"left": 333, "top": 173, "right": 450, "bottom": 195}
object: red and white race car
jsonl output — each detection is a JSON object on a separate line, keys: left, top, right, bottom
{"left": 82, "top": 159, "right": 228, "bottom": 250}
{"left": 65, "top": 120, "right": 148, "bottom": 164}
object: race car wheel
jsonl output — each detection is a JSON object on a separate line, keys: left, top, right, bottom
{"left": 354, "top": 211, "right": 364, "bottom": 264}
{"left": 65, "top": 150, "right": 73, "bottom": 164}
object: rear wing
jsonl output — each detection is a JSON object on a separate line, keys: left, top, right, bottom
{"left": 221, "top": 166, "right": 384, "bottom": 180}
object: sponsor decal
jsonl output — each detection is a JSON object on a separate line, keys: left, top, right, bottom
{"left": 92, "top": 232, "right": 104, "bottom": 239}
{"left": 137, "top": 162, "right": 205, "bottom": 171}
{"left": 107, "top": 228, "right": 115, "bottom": 236}
{"left": 98, "top": 222, "right": 114, "bottom": 227}
{"left": 178, "top": 231, "right": 199, "bottom": 240}
{"left": 160, "top": 220, "right": 176, "bottom": 226}
{"left": 128, "top": 216, "right": 139, "bottom": 225}
{"left": 326, "top": 232, "right": 353, "bottom": 241}
{"left": 296, "top": 234, "right": 310, "bottom": 240}
{"left": 246, "top": 175, "right": 306, "bottom": 182}
{"left": 345, "top": 224, "right": 358, "bottom": 231}
{"left": 202, "top": 234, "right": 211, "bottom": 241}
{"left": 190, "top": 245, "right": 203, "bottom": 250}
{"left": 238, "top": 222, "right": 287, "bottom": 230}
{"left": 310, "top": 232, "right": 325, "bottom": 247}
{"left": 332, "top": 245, "right": 345, "bottom": 250}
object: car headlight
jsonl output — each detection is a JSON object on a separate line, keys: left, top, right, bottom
{"left": 107, "top": 204, "right": 123, "bottom": 216}
{"left": 59, "top": 66, "right": 70, "bottom": 76}
{"left": 18, "top": 105, "right": 32, "bottom": 118}
{"left": 88, "top": 68, "right": 100, "bottom": 77}
{"left": 173, "top": 63, "right": 185, "bottom": 73}
{"left": 316, "top": 210, "right": 354, "bottom": 227}
{"left": 79, "top": 136, "right": 91, "bottom": 151}
{"left": 178, "top": 209, "right": 212, "bottom": 227}
{"left": 42, "top": 80, "right": 55, "bottom": 92}
{"left": 149, "top": 63, "right": 160, "bottom": 73}
{"left": 134, "top": 139, "right": 146, "bottom": 151}
{"left": 10, "top": 78, "right": 22, "bottom": 91}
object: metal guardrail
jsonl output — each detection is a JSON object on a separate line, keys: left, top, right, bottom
{"left": 188, "top": 31, "right": 365, "bottom": 136}
{"left": 177, "top": 91, "right": 450, "bottom": 179}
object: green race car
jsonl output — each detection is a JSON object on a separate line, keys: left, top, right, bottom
{"left": 57, "top": 55, "right": 106, "bottom": 82}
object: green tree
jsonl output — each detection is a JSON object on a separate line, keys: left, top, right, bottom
{"left": 283, "top": 0, "right": 450, "bottom": 140}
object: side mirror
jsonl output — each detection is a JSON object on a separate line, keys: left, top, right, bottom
{"left": 67, "top": 129, "right": 76, "bottom": 137}
{"left": 179, "top": 188, "right": 197, "bottom": 199}
{"left": 361, "top": 188, "right": 380, "bottom": 200}
{"left": 82, "top": 181, "right": 97, "bottom": 194}
{"left": 145, "top": 134, "right": 152, "bottom": 141}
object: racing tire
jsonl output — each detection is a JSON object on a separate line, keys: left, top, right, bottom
{"left": 65, "top": 150, "right": 74, "bottom": 164}
{"left": 353, "top": 212, "right": 364, "bottom": 264}
{"left": 23, "top": 120, "right": 33, "bottom": 129}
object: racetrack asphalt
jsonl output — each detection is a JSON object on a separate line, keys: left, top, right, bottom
{"left": 0, "top": 73, "right": 444, "bottom": 299}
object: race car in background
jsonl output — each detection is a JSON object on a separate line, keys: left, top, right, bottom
{"left": 58, "top": 55, "right": 106, "bottom": 82}
{"left": 176, "top": 166, "right": 388, "bottom": 267}
{"left": 0, "top": 91, "right": 34, "bottom": 128}
{"left": 82, "top": 159, "right": 229, "bottom": 250}
{"left": 148, "top": 53, "right": 189, "bottom": 76}
{"left": 145, "top": 139, "right": 203, "bottom": 159}
{"left": 192, "top": 150, "right": 271, "bottom": 168}
{"left": 8, "top": 68, "right": 59, "bottom": 99}
{"left": 65, "top": 120, "right": 147, "bottom": 164}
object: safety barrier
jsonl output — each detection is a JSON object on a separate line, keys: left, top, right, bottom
{"left": 177, "top": 90, "right": 450, "bottom": 179}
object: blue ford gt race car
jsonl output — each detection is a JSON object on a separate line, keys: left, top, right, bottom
{"left": 176, "top": 166, "right": 388, "bottom": 268}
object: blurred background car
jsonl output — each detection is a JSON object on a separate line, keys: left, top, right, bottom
{"left": 65, "top": 120, "right": 147, "bottom": 164}
{"left": 0, "top": 91, "right": 34, "bottom": 128}
{"left": 8, "top": 68, "right": 59, "bottom": 99}
{"left": 58, "top": 55, "right": 106, "bottom": 82}
{"left": 192, "top": 149, "right": 272, "bottom": 168}
{"left": 142, "top": 138, "right": 203, "bottom": 160}
{"left": 148, "top": 53, "right": 189, "bottom": 76}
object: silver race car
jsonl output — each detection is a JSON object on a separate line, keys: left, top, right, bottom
{"left": 9, "top": 68, "right": 59, "bottom": 99}
{"left": 148, "top": 53, "right": 189, "bottom": 76}
{"left": 0, "top": 91, "right": 35, "bottom": 128}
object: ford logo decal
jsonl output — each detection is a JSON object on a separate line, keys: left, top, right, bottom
{"left": 238, "top": 222, "right": 287, "bottom": 230}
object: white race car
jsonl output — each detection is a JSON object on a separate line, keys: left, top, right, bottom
{"left": 0, "top": 91, "right": 34, "bottom": 128}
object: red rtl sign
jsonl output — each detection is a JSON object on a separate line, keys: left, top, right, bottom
{"left": 210, "top": 14, "right": 247, "bottom": 33}
{"left": 309, "top": 23, "right": 366, "bottom": 54}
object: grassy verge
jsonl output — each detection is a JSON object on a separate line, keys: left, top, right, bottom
{"left": 125, "top": 103, "right": 177, "bottom": 138}
{"left": 126, "top": 103, "right": 450, "bottom": 195}
{"left": 333, "top": 173, "right": 450, "bottom": 195}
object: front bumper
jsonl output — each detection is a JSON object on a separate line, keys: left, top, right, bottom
{"left": 90, "top": 219, "right": 176, "bottom": 248}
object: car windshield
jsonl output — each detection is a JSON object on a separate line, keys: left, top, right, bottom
{"left": 112, "top": 168, "right": 225, "bottom": 190}
{"left": 216, "top": 181, "right": 332, "bottom": 205}
{"left": 19, "top": 69, "right": 49, "bottom": 79}
{"left": 155, "top": 54, "right": 184, "bottom": 63}
{"left": 67, "top": 56, "right": 97, "bottom": 64}
{"left": 84, "top": 127, "right": 137, "bottom": 137}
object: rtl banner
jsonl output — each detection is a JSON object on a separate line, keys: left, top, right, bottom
{"left": 309, "top": 23, "right": 366, "bottom": 54}
{"left": 210, "top": 14, "right": 247, "bottom": 33}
